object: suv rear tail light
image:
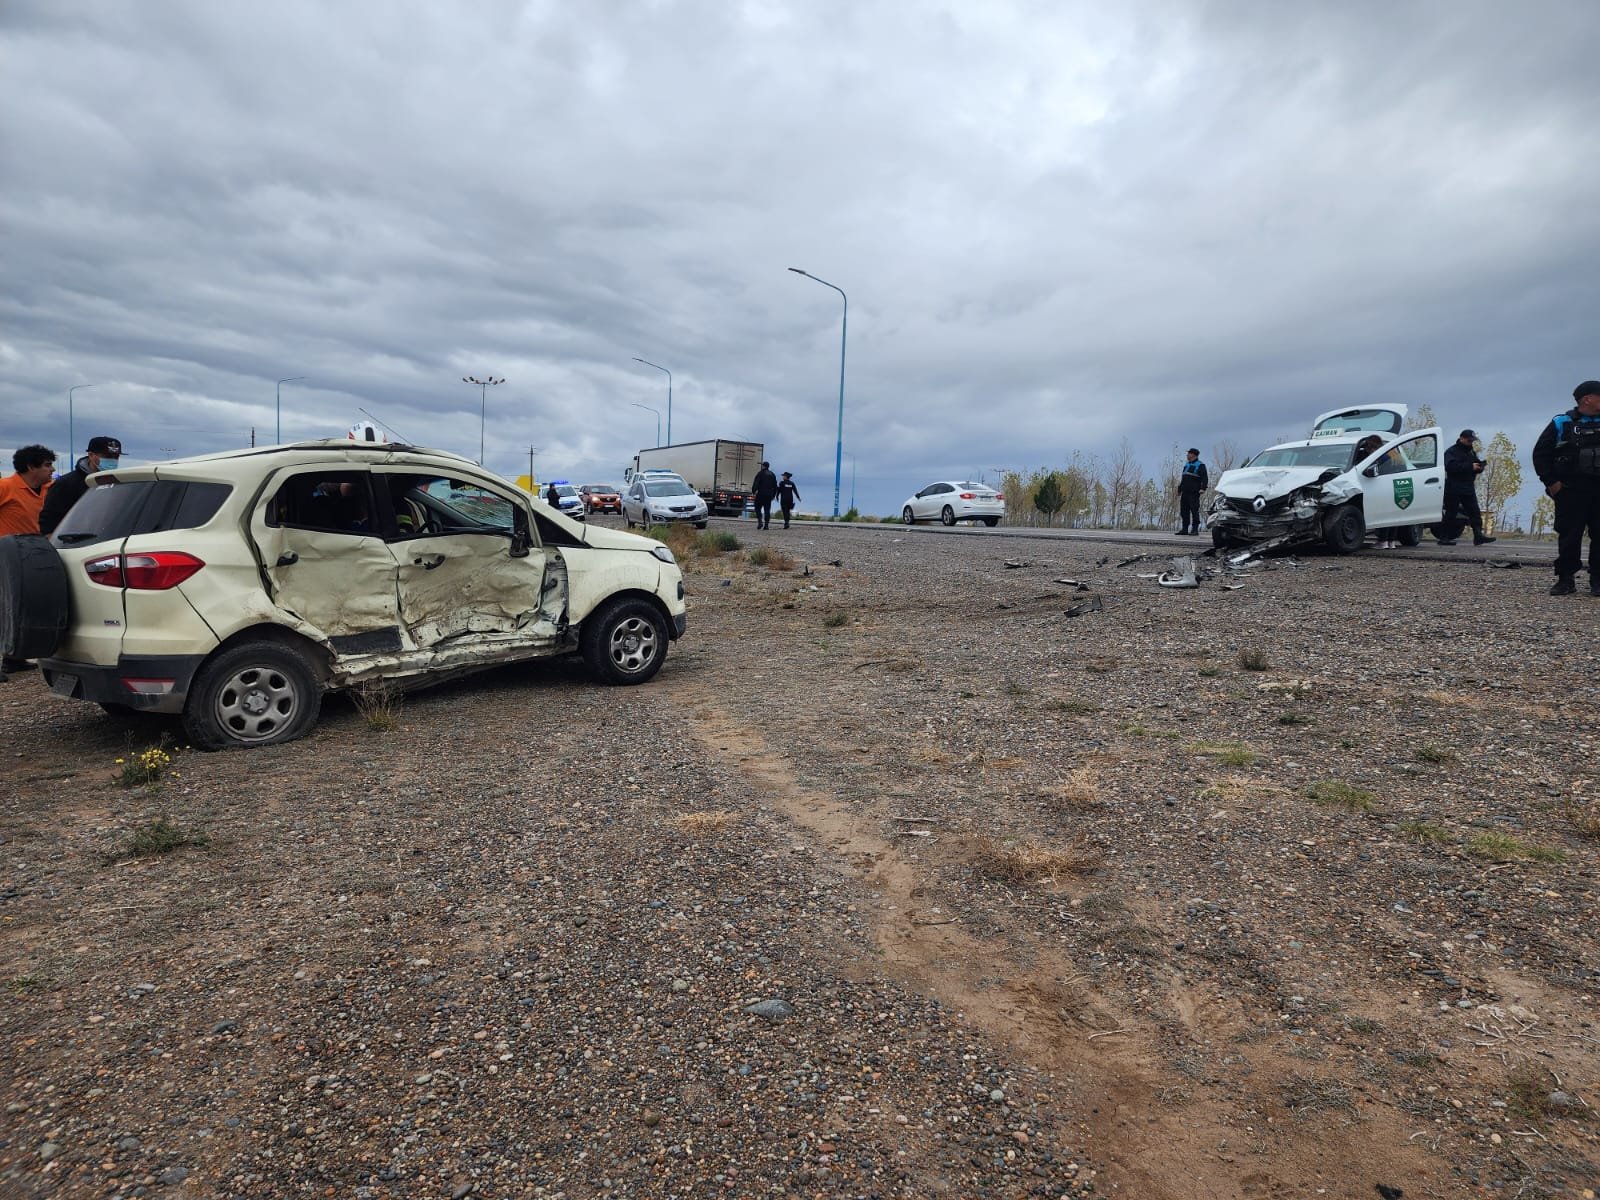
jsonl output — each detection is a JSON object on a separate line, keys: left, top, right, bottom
{"left": 84, "top": 552, "right": 205, "bottom": 590}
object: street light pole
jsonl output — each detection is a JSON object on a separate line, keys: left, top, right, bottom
{"left": 787, "top": 267, "right": 848, "bottom": 518}
{"left": 850, "top": 454, "right": 857, "bottom": 513}
{"left": 462, "top": 375, "right": 506, "bottom": 466}
{"left": 275, "top": 377, "right": 306, "bottom": 445}
{"left": 68, "top": 384, "right": 98, "bottom": 459}
{"left": 631, "top": 359, "right": 672, "bottom": 444}
{"left": 631, "top": 402, "right": 662, "bottom": 447}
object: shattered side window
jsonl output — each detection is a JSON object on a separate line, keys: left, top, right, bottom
{"left": 1401, "top": 434, "right": 1438, "bottom": 469}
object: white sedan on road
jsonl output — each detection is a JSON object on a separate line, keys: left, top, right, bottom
{"left": 901, "top": 481, "right": 1005, "bottom": 527}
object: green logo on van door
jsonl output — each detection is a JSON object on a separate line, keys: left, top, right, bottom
{"left": 1393, "top": 478, "right": 1414, "bottom": 510}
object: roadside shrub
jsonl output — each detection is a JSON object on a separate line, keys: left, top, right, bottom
{"left": 822, "top": 611, "right": 848, "bottom": 628}
{"left": 1236, "top": 649, "right": 1270, "bottom": 671}
{"left": 1190, "top": 741, "right": 1257, "bottom": 767}
{"left": 748, "top": 546, "right": 796, "bottom": 570}
{"left": 696, "top": 531, "right": 740, "bottom": 554}
{"left": 1397, "top": 820, "right": 1451, "bottom": 844}
{"left": 116, "top": 741, "right": 174, "bottom": 789}
{"left": 840, "top": 507, "right": 860, "bottom": 522}
{"left": 351, "top": 682, "right": 402, "bottom": 732}
{"left": 1465, "top": 832, "right": 1564, "bottom": 863}
{"left": 126, "top": 817, "right": 208, "bottom": 859}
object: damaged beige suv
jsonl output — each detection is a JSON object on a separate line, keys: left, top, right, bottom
{"left": 0, "top": 441, "right": 687, "bottom": 749}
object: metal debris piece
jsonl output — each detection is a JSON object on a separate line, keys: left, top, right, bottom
{"left": 1484, "top": 560, "right": 1521, "bottom": 570}
{"left": 1003, "top": 560, "right": 1032, "bottom": 569}
{"left": 1064, "top": 595, "right": 1105, "bottom": 617}
{"left": 1158, "top": 556, "right": 1200, "bottom": 588}
{"left": 1054, "top": 578, "right": 1090, "bottom": 590}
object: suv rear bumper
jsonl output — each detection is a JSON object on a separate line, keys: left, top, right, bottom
{"left": 39, "top": 654, "right": 207, "bottom": 714}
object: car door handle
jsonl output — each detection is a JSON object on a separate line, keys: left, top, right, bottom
{"left": 413, "top": 554, "right": 446, "bottom": 570}
{"left": 1423, "top": 476, "right": 1440, "bottom": 484}
{"left": 275, "top": 552, "right": 298, "bottom": 566}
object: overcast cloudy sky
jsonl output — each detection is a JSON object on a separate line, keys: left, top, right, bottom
{"left": 3, "top": 0, "right": 1596, "bottom": 516}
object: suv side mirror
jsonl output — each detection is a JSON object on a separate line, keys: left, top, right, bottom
{"left": 510, "top": 525, "right": 532, "bottom": 558}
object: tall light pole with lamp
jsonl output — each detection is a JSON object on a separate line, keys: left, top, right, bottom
{"left": 631, "top": 402, "right": 662, "bottom": 447}
{"left": 787, "top": 267, "right": 848, "bottom": 518}
{"left": 275, "top": 377, "right": 306, "bottom": 444}
{"left": 68, "top": 384, "right": 99, "bottom": 460}
{"left": 631, "top": 358, "right": 672, "bottom": 444}
{"left": 462, "top": 375, "right": 505, "bottom": 466}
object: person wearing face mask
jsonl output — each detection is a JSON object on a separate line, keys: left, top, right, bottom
{"left": 38, "top": 435, "right": 122, "bottom": 537}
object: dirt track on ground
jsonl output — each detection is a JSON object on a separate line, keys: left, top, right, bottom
{"left": 2, "top": 522, "right": 1596, "bottom": 1199}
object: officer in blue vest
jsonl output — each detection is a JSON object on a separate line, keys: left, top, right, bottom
{"left": 1177, "top": 448, "right": 1208, "bottom": 535}
{"left": 1531, "top": 380, "right": 1600, "bottom": 595}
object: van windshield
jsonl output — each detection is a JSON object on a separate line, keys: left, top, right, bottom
{"left": 1244, "top": 444, "right": 1358, "bottom": 469}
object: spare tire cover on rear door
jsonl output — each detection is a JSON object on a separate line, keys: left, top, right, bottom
{"left": 0, "top": 534, "right": 71, "bottom": 659}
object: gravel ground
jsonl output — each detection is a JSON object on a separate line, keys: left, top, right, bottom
{"left": 2, "top": 520, "right": 1596, "bottom": 1200}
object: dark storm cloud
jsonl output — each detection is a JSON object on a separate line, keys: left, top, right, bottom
{"left": 1, "top": 0, "right": 1594, "bottom": 517}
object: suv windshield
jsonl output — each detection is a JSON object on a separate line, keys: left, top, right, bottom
{"left": 1244, "top": 443, "right": 1360, "bottom": 469}
{"left": 644, "top": 481, "right": 694, "bottom": 497}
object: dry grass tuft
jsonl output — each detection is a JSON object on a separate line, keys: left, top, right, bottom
{"left": 1279, "top": 1074, "right": 1355, "bottom": 1114}
{"left": 1041, "top": 768, "right": 1101, "bottom": 811}
{"left": 1565, "top": 802, "right": 1600, "bottom": 841}
{"left": 351, "top": 682, "right": 403, "bottom": 732}
{"left": 1422, "top": 689, "right": 1484, "bottom": 709}
{"left": 969, "top": 834, "right": 1101, "bottom": 883}
{"left": 674, "top": 810, "right": 734, "bottom": 834}
{"left": 1198, "top": 774, "right": 1284, "bottom": 805}
{"left": 747, "top": 546, "right": 797, "bottom": 571}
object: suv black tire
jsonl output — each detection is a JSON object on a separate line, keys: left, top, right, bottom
{"left": 182, "top": 640, "right": 323, "bottom": 750}
{"left": 1323, "top": 505, "right": 1365, "bottom": 554}
{"left": 0, "top": 535, "right": 70, "bottom": 659}
{"left": 581, "top": 597, "right": 668, "bottom": 685}
{"left": 1394, "top": 524, "right": 1423, "bottom": 547}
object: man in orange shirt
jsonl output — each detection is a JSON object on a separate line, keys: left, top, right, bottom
{"left": 0, "top": 445, "right": 56, "bottom": 539}
{"left": 0, "top": 444, "right": 57, "bottom": 678}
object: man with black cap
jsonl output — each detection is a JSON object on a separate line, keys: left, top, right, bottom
{"left": 1531, "top": 382, "right": 1600, "bottom": 595}
{"left": 1431, "top": 430, "right": 1494, "bottom": 546}
{"left": 38, "top": 435, "right": 121, "bottom": 537}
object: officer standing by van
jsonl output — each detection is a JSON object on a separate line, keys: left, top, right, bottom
{"left": 1531, "top": 381, "right": 1600, "bottom": 596}
{"left": 1177, "top": 448, "right": 1208, "bottom": 535}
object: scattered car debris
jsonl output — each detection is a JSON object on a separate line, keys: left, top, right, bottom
{"left": 1484, "top": 560, "right": 1522, "bottom": 570}
{"left": 1158, "top": 556, "right": 1201, "bottom": 589}
{"left": 1257, "top": 679, "right": 1312, "bottom": 694}
{"left": 1065, "top": 595, "right": 1105, "bottom": 617}
{"left": 1003, "top": 560, "right": 1033, "bottom": 569}
{"left": 1054, "top": 578, "right": 1091, "bottom": 590}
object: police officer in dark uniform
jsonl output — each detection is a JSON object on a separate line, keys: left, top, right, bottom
{"left": 1432, "top": 430, "right": 1495, "bottom": 545}
{"left": 1177, "top": 448, "right": 1208, "bottom": 535}
{"left": 1531, "top": 380, "right": 1600, "bottom": 596}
